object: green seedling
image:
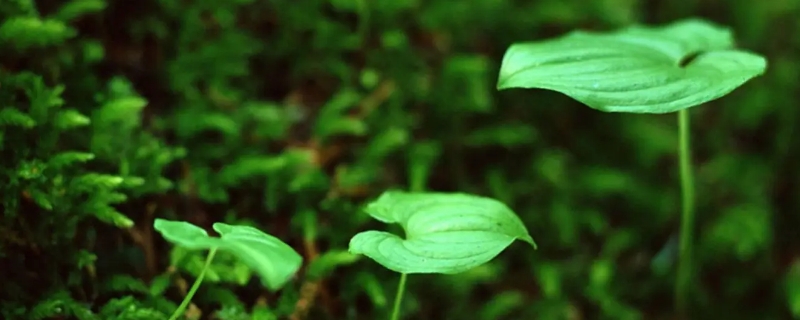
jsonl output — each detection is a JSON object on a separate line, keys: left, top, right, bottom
{"left": 497, "top": 18, "right": 767, "bottom": 314}
{"left": 348, "top": 191, "right": 536, "bottom": 320}
{"left": 153, "top": 219, "right": 303, "bottom": 320}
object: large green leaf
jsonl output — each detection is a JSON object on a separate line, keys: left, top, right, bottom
{"left": 497, "top": 18, "right": 767, "bottom": 114}
{"left": 348, "top": 191, "right": 535, "bottom": 274}
{"left": 154, "top": 219, "right": 302, "bottom": 291}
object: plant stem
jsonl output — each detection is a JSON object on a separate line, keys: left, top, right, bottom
{"left": 169, "top": 247, "right": 218, "bottom": 320}
{"left": 675, "top": 108, "right": 695, "bottom": 316}
{"left": 389, "top": 273, "right": 408, "bottom": 320}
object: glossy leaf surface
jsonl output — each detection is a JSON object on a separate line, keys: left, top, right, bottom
{"left": 153, "top": 219, "right": 222, "bottom": 250}
{"left": 213, "top": 223, "right": 303, "bottom": 290}
{"left": 154, "top": 219, "right": 302, "bottom": 290}
{"left": 349, "top": 191, "right": 535, "bottom": 274}
{"left": 497, "top": 18, "right": 767, "bottom": 114}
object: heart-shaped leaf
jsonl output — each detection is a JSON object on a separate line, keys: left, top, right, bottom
{"left": 497, "top": 18, "right": 767, "bottom": 114}
{"left": 348, "top": 191, "right": 535, "bottom": 274}
{"left": 154, "top": 219, "right": 302, "bottom": 291}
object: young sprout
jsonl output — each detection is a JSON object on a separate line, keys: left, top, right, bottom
{"left": 153, "top": 219, "right": 302, "bottom": 320}
{"left": 497, "top": 18, "right": 767, "bottom": 315}
{"left": 349, "top": 191, "right": 535, "bottom": 320}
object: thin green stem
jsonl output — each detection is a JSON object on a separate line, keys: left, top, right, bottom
{"left": 169, "top": 247, "right": 218, "bottom": 320}
{"left": 675, "top": 108, "right": 695, "bottom": 317}
{"left": 389, "top": 273, "right": 408, "bottom": 320}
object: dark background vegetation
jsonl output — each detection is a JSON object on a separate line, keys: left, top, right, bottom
{"left": 1, "top": 0, "right": 798, "bottom": 319}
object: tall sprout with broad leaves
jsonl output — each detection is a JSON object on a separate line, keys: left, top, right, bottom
{"left": 348, "top": 191, "right": 536, "bottom": 320}
{"left": 496, "top": 18, "right": 767, "bottom": 315}
{"left": 153, "top": 219, "right": 303, "bottom": 320}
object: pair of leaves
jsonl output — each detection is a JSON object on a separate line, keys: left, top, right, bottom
{"left": 154, "top": 219, "right": 302, "bottom": 291}
{"left": 349, "top": 191, "right": 535, "bottom": 274}
{"left": 498, "top": 18, "right": 767, "bottom": 113}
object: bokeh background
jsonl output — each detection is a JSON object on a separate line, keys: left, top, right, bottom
{"left": 1, "top": 0, "right": 799, "bottom": 319}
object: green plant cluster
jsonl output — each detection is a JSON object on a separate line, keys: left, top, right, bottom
{"left": 2, "top": 0, "right": 799, "bottom": 319}
{"left": 0, "top": 0, "right": 184, "bottom": 318}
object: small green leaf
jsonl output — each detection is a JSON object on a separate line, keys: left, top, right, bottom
{"left": 306, "top": 250, "right": 361, "bottom": 280}
{"left": 55, "top": 109, "right": 91, "bottom": 129}
{"left": 348, "top": 191, "right": 535, "bottom": 274}
{"left": 213, "top": 223, "right": 304, "bottom": 290}
{"left": 52, "top": 0, "right": 107, "bottom": 22}
{"left": 47, "top": 152, "right": 95, "bottom": 169}
{"left": 154, "top": 219, "right": 303, "bottom": 291}
{"left": 497, "top": 18, "right": 767, "bottom": 114}
{"left": 95, "top": 96, "right": 147, "bottom": 123}
{"left": 356, "top": 273, "right": 388, "bottom": 307}
{"left": 702, "top": 203, "right": 771, "bottom": 260}
{"left": 0, "top": 17, "right": 77, "bottom": 49}
{"left": 218, "top": 155, "right": 288, "bottom": 185}
{"left": 314, "top": 88, "right": 364, "bottom": 140}
{"left": 465, "top": 123, "right": 537, "bottom": 148}
{"left": 0, "top": 108, "right": 36, "bottom": 128}
{"left": 149, "top": 273, "right": 173, "bottom": 297}
{"left": 93, "top": 207, "right": 134, "bottom": 228}
{"left": 28, "top": 188, "right": 53, "bottom": 210}
{"left": 479, "top": 291, "right": 525, "bottom": 320}
{"left": 407, "top": 141, "right": 442, "bottom": 192}
{"left": 154, "top": 219, "right": 220, "bottom": 250}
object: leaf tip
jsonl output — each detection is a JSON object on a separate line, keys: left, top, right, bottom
{"left": 522, "top": 235, "right": 538, "bottom": 250}
{"left": 152, "top": 218, "right": 169, "bottom": 229}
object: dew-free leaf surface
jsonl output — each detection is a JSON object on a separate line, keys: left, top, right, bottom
{"left": 348, "top": 191, "right": 535, "bottom": 274}
{"left": 154, "top": 219, "right": 222, "bottom": 249}
{"left": 497, "top": 18, "right": 767, "bottom": 114}
{"left": 154, "top": 219, "right": 302, "bottom": 290}
{"left": 212, "top": 223, "right": 304, "bottom": 290}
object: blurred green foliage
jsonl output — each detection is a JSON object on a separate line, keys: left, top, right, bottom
{"left": 1, "top": 0, "right": 798, "bottom": 319}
